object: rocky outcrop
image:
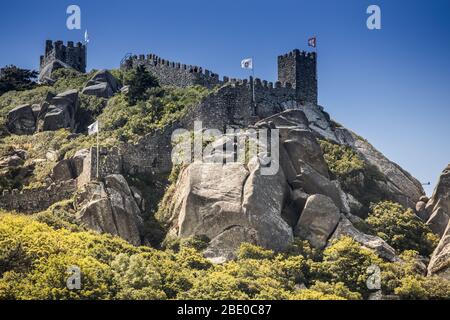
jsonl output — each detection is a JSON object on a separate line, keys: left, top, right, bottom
{"left": 351, "top": 135, "right": 424, "bottom": 208}
{"left": 6, "top": 104, "right": 36, "bottom": 135}
{"left": 294, "top": 103, "right": 425, "bottom": 209}
{"left": 294, "top": 194, "right": 341, "bottom": 249}
{"left": 7, "top": 90, "right": 80, "bottom": 136}
{"left": 51, "top": 149, "right": 89, "bottom": 183}
{"left": 428, "top": 222, "right": 450, "bottom": 279}
{"left": 426, "top": 164, "right": 450, "bottom": 279}
{"left": 330, "top": 215, "right": 399, "bottom": 262}
{"left": 425, "top": 164, "right": 450, "bottom": 236}
{"left": 75, "top": 174, "right": 142, "bottom": 246}
{"left": 166, "top": 159, "right": 293, "bottom": 261}
{"left": 37, "top": 89, "right": 79, "bottom": 132}
{"left": 82, "top": 70, "right": 121, "bottom": 98}
{"left": 0, "top": 149, "right": 26, "bottom": 169}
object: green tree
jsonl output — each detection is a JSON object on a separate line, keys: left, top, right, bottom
{"left": 124, "top": 65, "right": 159, "bottom": 105}
{"left": 0, "top": 65, "right": 38, "bottom": 96}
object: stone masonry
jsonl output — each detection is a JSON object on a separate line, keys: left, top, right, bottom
{"left": 40, "top": 40, "right": 87, "bottom": 74}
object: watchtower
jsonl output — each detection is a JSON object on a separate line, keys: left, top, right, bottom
{"left": 278, "top": 49, "right": 317, "bottom": 104}
{"left": 40, "top": 40, "right": 86, "bottom": 74}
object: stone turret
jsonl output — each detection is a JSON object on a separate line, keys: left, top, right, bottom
{"left": 278, "top": 49, "right": 317, "bottom": 105}
{"left": 40, "top": 40, "right": 87, "bottom": 74}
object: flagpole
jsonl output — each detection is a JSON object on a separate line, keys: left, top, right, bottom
{"left": 315, "top": 34, "right": 318, "bottom": 105}
{"left": 251, "top": 56, "right": 256, "bottom": 116}
{"left": 96, "top": 122, "right": 99, "bottom": 180}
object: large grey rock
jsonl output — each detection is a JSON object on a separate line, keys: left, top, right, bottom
{"left": 255, "top": 109, "right": 310, "bottom": 130}
{"left": 426, "top": 164, "right": 450, "bottom": 236}
{"left": 242, "top": 157, "right": 293, "bottom": 251}
{"left": 294, "top": 194, "right": 341, "bottom": 249}
{"left": 38, "top": 89, "right": 79, "bottom": 132}
{"left": 282, "top": 129, "right": 329, "bottom": 178}
{"left": 6, "top": 104, "right": 36, "bottom": 135}
{"left": 82, "top": 70, "right": 121, "bottom": 98}
{"left": 415, "top": 201, "right": 428, "bottom": 221}
{"left": 292, "top": 160, "right": 347, "bottom": 212}
{"left": 75, "top": 174, "right": 142, "bottom": 245}
{"left": 330, "top": 216, "right": 399, "bottom": 262}
{"left": 203, "top": 226, "right": 258, "bottom": 263}
{"left": 51, "top": 159, "right": 74, "bottom": 182}
{"left": 0, "top": 154, "right": 25, "bottom": 169}
{"left": 167, "top": 158, "right": 292, "bottom": 261}
{"left": 351, "top": 134, "right": 425, "bottom": 209}
{"left": 72, "top": 149, "right": 89, "bottom": 177}
{"left": 428, "top": 222, "right": 450, "bottom": 279}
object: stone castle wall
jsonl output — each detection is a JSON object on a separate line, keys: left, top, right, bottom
{"left": 0, "top": 180, "right": 77, "bottom": 213}
{"left": 121, "top": 54, "right": 222, "bottom": 88}
{"left": 121, "top": 79, "right": 300, "bottom": 177}
{"left": 40, "top": 40, "right": 87, "bottom": 73}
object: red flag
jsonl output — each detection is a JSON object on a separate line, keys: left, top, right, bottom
{"left": 308, "top": 37, "right": 316, "bottom": 48}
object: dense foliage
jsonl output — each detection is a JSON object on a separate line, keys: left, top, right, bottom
{"left": 1, "top": 213, "right": 448, "bottom": 300}
{"left": 99, "top": 85, "right": 210, "bottom": 142}
{"left": 366, "top": 201, "right": 439, "bottom": 256}
{"left": 0, "top": 65, "right": 38, "bottom": 96}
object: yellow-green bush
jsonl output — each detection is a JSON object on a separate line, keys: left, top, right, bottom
{"left": 366, "top": 201, "right": 439, "bottom": 256}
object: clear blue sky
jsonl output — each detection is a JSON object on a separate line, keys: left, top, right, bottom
{"left": 1, "top": 0, "right": 449, "bottom": 194}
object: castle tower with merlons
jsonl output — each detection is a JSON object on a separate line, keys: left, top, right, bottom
{"left": 40, "top": 40, "right": 86, "bottom": 74}
{"left": 278, "top": 49, "right": 317, "bottom": 105}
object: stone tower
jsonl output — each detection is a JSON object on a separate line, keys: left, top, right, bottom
{"left": 40, "top": 40, "right": 87, "bottom": 74}
{"left": 278, "top": 49, "right": 317, "bottom": 105}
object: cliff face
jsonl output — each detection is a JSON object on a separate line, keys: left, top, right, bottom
{"left": 427, "top": 165, "right": 450, "bottom": 278}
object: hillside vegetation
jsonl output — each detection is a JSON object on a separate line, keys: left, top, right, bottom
{"left": 0, "top": 66, "right": 448, "bottom": 300}
{"left": 1, "top": 214, "right": 449, "bottom": 300}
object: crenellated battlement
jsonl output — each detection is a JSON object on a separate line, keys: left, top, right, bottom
{"left": 40, "top": 40, "right": 86, "bottom": 74}
{"left": 121, "top": 53, "right": 221, "bottom": 88}
{"left": 278, "top": 49, "right": 316, "bottom": 60}
{"left": 121, "top": 48, "right": 316, "bottom": 104}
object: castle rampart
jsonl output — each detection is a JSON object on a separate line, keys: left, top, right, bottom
{"left": 121, "top": 53, "right": 222, "bottom": 88}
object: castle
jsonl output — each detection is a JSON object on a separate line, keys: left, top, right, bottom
{"left": 38, "top": 39, "right": 317, "bottom": 105}
{"left": 40, "top": 40, "right": 87, "bottom": 75}
{"left": 33, "top": 40, "right": 321, "bottom": 180}
{"left": 120, "top": 49, "right": 318, "bottom": 105}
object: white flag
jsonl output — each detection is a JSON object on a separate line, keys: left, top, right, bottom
{"left": 241, "top": 58, "right": 253, "bottom": 70}
{"left": 84, "top": 30, "right": 90, "bottom": 44}
{"left": 88, "top": 120, "right": 98, "bottom": 135}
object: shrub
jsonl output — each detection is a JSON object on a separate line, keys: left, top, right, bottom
{"left": 366, "top": 201, "right": 439, "bottom": 256}
{"left": 319, "top": 139, "right": 365, "bottom": 176}
{"left": 319, "top": 139, "right": 389, "bottom": 217}
{"left": 237, "top": 243, "right": 275, "bottom": 260}
{"left": 51, "top": 68, "right": 95, "bottom": 92}
{"left": 100, "top": 85, "right": 210, "bottom": 142}
{"left": 312, "top": 236, "right": 382, "bottom": 295}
